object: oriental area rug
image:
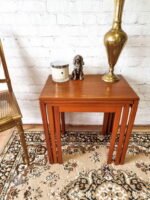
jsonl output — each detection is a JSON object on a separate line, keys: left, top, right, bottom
{"left": 0, "top": 130, "right": 150, "bottom": 200}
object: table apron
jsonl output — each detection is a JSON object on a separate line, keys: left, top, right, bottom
{"left": 40, "top": 99, "right": 135, "bottom": 105}
{"left": 60, "top": 105, "right": 122, "bottom": 112}
{"left": 43, "top": 103, "right": 133, "bottom": 113}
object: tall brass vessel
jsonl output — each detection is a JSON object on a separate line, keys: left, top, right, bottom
{"left": 102, "top": 0, "right": 127, "bottom": 83}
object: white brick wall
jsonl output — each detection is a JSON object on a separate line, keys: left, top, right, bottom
{"left": 0, "top": 0, "right": 150, "bottom": 124}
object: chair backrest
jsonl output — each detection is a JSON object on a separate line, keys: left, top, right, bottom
{"left": 0, "top": 39, "right": 13, "bottom": 92}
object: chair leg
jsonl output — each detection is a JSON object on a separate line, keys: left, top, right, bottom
{"left": 17, "top": 121, "right": 29, "bottom": 166}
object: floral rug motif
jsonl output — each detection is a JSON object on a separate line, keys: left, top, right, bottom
{"left": 61, "top": 165, "right": 149, "bottom": 200}
{"left": 0, "top": 131, "right": 150, "bottom": 200}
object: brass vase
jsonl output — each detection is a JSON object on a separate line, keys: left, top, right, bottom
{"left": 102, "top": 0, "right": 128, "bottom": 83}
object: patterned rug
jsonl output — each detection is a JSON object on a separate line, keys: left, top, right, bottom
{"left": 0, "top": 131, "right": 150, "bottom": 200}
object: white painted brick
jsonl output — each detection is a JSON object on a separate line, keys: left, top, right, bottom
{"left": 47, "top": 0, "right": 102, "bottom": 13}
{"left": 83, "top": 14, "right": 97, "bottom": 25}
{"left": 97, "top": 13, "right": 113, "bottom": 25}
{"left": 0, "top": 26, "right": 13, "bottom": 37}
{"left": 7, "top": 57, "right": 50, "bottom": 68}
{"left": 123, "top": 47, "right": 150, "bottom": 57}
{"left": 18, "top": 1, "right": 46, "bottom": 12}
{"left": 22, "top": 110, "right": 41, "bottom": 124}
{"left": 124, "top": 24, "right": 150, "bottom": 36}
{"left": 121, "top": 67, "right": 150, "bottom": 84}
{"left": 137, "top": 85, "right": 150, "bottom": 99}
{"left": 2, "top": 37, "right": 56, "bottom": 48}
{"left": 85, "top": 57, "right": 107, "bottom": 68}
{"left": 1, "top": 13, "right": 50, "bottom": 25}
{"left": 50, "top": 47, "right": 75, "bottom": 61}
{"left": 141, "top": 26, "right": 150, "bottom": 36}
{"left": 60, "top": 36, "right": 102, "bottom": 48}
{"left": 135, "top": 110, "right": 150, "bottom": 124}
{"left": 125, "top": 0, "right": 150, "bottom": 12}
{"left": 9, "top": 67, "right": 51, "bottom": 80}
{"left": 57, "top": 14, "right": 83, "bottom": 25}
{"left": 0, "top": 0, "right": 150, "bottom": 124}
{"left": 11, "top": 25, "right": 38, "bottom": 36}
{"left": 19, "top": 100, "right": 39, "bottom": 110}
{"left": 69, "top": 14, "right": 83, "bottom": 25}
{"left": 140, "top": 58, "right": 150, "bottom": 68}
{"left": 102, "top": 0, "right": 114, "bottom": 12}
{"left": 37, "top": 26, "right": 62, "bottom": 37}
{"left": 123, "top": 12, "right": 138, "bottom": 24}
{"left": 118, "top": 57, "right": 143, "bottom": 68}
{"left": 60, "top": 25, "right": 108, "bottom": 37}
{"left": 127, "top": 36, "right": 150, "bottom": 47}
{"left": 11, "top": 13, "right": 56, "bottom": 25}
{"left": 80, "top": 0, "right": 102, "bottom": 12}
{"left": 47, "top": 0, "right": 67, "bottom": 12}
{"left": 74, "top": 46, "right": 105, "bottom": 57}
{"left": 14, "top": 85, "right": 43, "bottom": 94}
{"left": 0, "top": 1, "right": 18, "bottom": 12}
{"left": 0, "top": 14, "right": 14, "bottom": 25}
{"left": 11, "top": 73, "right": 49, "bottom": 87}
{"left": 4, "top": 46, "right": 51, "bottom": 58}
{"left": 84, "top": 66, "right": 106, "bottom": 75}
{"left": 16, "top": 93, "right": 40, "bottom": 101}
{"left": 57, "top": 14, "right": 71, "bottom": 25}
{"left": 103, "top": 0, "right": 150, "bottom": 12}
{"left": 137, "top": 13, "right": 150, "bottom": 24}
{"left": 0, "top": 37, "right": 17, "bottom": 48}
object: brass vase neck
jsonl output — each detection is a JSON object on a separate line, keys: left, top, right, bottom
{"left": 112, "top": 0, "right": 125, "bottom": 30}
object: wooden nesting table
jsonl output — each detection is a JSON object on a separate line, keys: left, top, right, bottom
{"left": 39, "top": 75, "right": 139, "bottom": 165}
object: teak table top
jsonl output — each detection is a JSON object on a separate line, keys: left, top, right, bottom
{"left": 39, "top": 75, "right": 139, "bottom": 102}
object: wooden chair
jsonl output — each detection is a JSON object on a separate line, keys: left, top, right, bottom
{"left": 0, "top": 39, "right": 29, "bottom": 165}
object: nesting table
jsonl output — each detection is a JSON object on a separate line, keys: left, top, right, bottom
{"left": 39, "top": 75, "right": 139, "bottom": 165}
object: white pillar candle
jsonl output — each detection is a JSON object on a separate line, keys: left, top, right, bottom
{"left": 51, "top": 61, "right": 69, "bottom": 83}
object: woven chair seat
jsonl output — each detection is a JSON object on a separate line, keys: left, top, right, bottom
{"left": 0, "top": 91, "right": 21, "bottom": 126}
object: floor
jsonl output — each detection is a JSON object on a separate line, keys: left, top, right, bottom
{"left": 0, "top": 125, "right": 43, "bottom": 154}
{"left": 0, "top": 124, "right": 149, "bottom": 154}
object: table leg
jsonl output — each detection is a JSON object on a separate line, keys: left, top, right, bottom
{"left": 54, "top": 107, "right": 63, "bottom": 164}
{"left": 102, "top": 113, "right": 109, "bottom": 135}
{"left": 120, "top": 100, "right": 139, "bottom": 164}
{"left": 40, "top": 102, "right": 53, "bottom": 163}
{"left": 47, "top": 105, "right": 57, "bottom": 163}
{"left": 61, "top": 112, "right": 65, "bottom": 135}
{"left": 108, "top": 113, "right": 115, "bottom": 134}
{"left": 102, "top": 113, "right": 115, "bottom": 135}
{"left": 115, "top": 105, "right": 129, "bottom": 165}
{"left": 107, "top": 108, "right": 122, "bottom": 164}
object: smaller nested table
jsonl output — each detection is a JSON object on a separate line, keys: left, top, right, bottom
{"left": 39, "top": 75, "right": 139, "bottom": 165}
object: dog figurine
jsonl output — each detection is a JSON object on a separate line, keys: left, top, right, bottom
{"left": 71, "top": 55, "right": 84, "bottom": 80}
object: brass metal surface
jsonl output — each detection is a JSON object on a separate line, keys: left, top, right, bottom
{"left": 102, "top": 0, "right": 127, "bottom": 83}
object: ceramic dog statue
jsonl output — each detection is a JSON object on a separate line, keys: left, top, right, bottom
{"left": 71, "top": 55, "right": 84, "bottom": 80}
